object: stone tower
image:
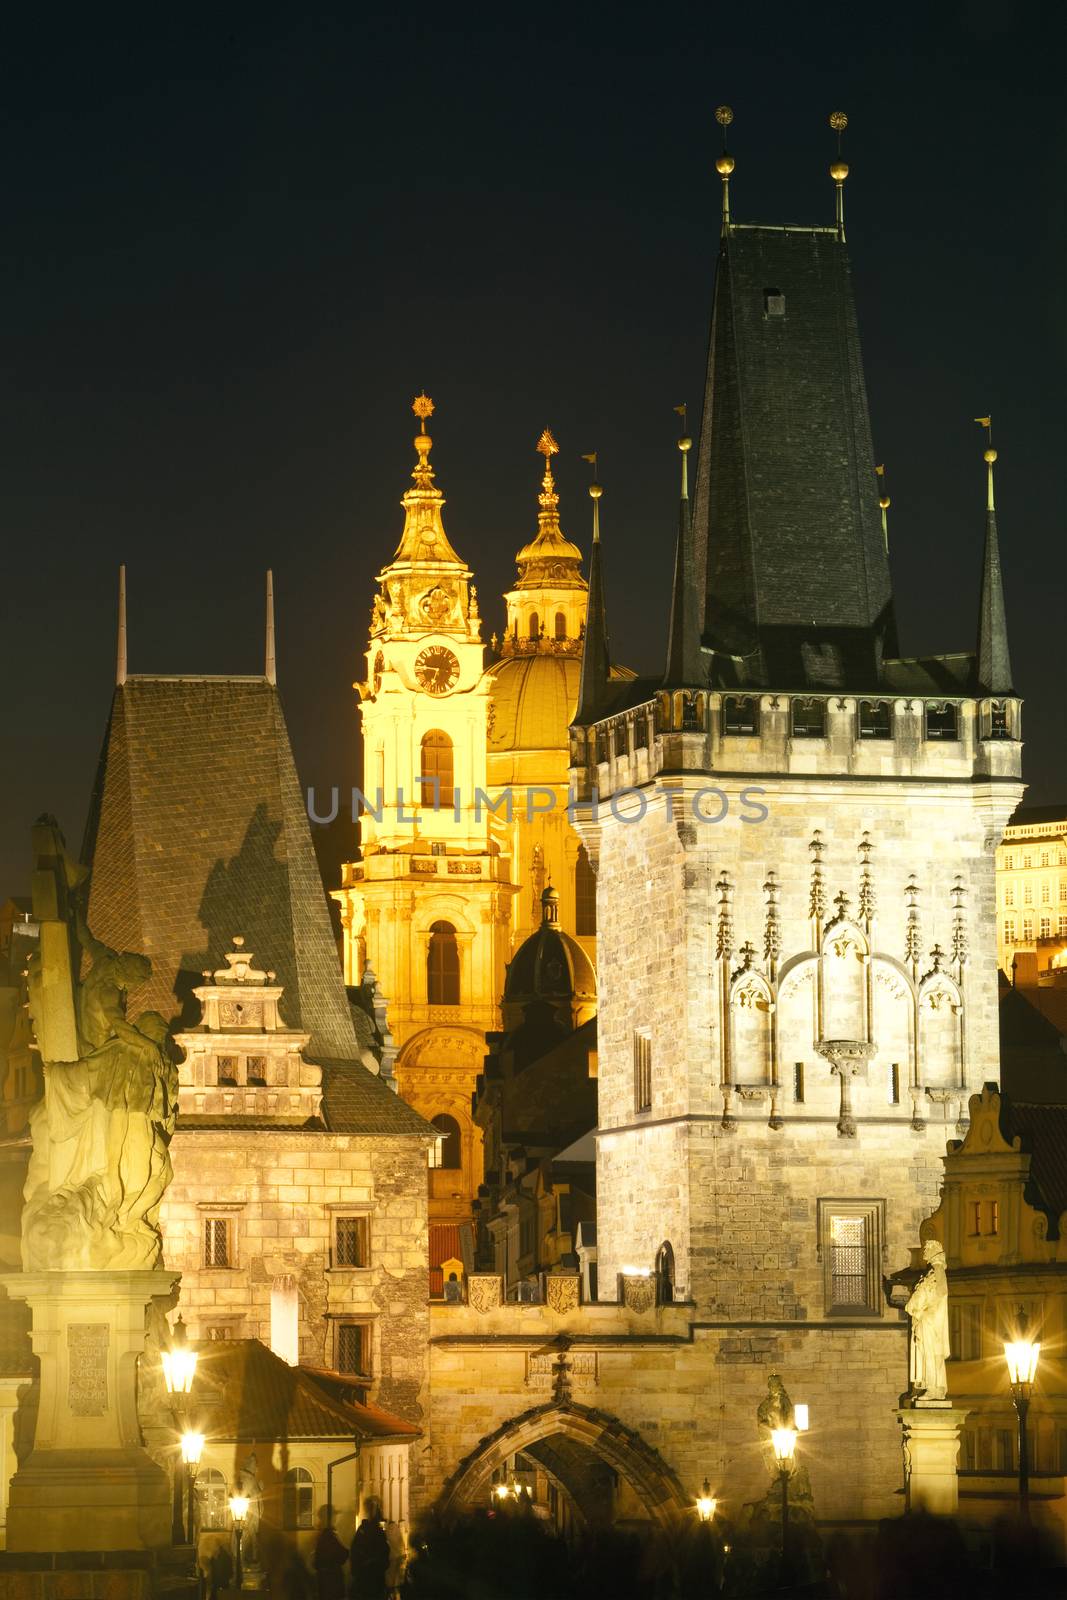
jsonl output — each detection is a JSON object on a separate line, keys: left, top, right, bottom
{"left": 334, "top": 396, "right": 515, "bottom": 1225}
{"left": 570, "top": 148, "right": 1024, "bottom": 1509}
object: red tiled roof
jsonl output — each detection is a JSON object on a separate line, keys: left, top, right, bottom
{"left": 188, "top": 1340, "right": 419, "bottom": 1441}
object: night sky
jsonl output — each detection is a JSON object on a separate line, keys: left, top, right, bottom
{"left": 3, "top": 3, "right": 1064, "bottom": 897}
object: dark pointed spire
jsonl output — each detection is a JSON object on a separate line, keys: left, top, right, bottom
{"left": 663, "top": 413, "right": 705, "bottom": 688}
{"left": 574, "top": 459, "right": 610, "bottom": 725}
{"left": 116, "top": 565, "right": 127, "bottom": 686}
{"left": 974, "top": 429, "right": 1012, "bottom": 694}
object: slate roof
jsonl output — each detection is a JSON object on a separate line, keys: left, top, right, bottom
{"left": 1002, "top": 1101, "right": 1067, "bottom": 1224}
{"left": 692, "top": 226, "right": 897, "bottom": 690}
{"left": 189, "top": 1339, "right": 419, "bottom": 1441}
{"left": 81, "top": 676, "right": 432, "bottom": 1139}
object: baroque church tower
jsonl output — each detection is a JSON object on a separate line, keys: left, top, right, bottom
{"left": 570, "top": 121, "right": 1024, "bottom": 1514}
{"left": 335, "top": 397, "right": 514, "bottom": 1225}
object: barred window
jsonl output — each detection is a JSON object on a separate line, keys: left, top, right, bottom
{"left": 334, "top": 1215, "right": 369, "bottom": 1268}
{"left": 791, "top": 698, "right": 826, "bottom": 738}
{"left": 989, "top": 702, "right": 1010, "bottom": 739}
{"left": 723, "top": 695, "right": 759, "bottom": 735}
{"left": 217, "top": 1055, "right": 238, "bottom": 1084}
{"left": 634, "top": 1032, "right": 652, "bottom": 1114}
{"left": 818, "top": 1200, "right": 883, "bottom": 1317}
{"left": 336, "top": 1323, "right": 369, "bottom": 1376}
{"left": 858, "top": 700, "right": 892, "bottom": 739}
{"left": 203, "top": 1218, "right": 232, "bottom": 1268}
{"left": 284, "top": 1467, "right": 314, "bottom": 1529}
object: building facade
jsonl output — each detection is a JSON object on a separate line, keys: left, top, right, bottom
{"left": 996, "top": 804, "right": 1067, "bottom": 976}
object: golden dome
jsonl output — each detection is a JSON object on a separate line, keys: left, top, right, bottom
{"left": 486, "top": 654, "right": 582, "bottom": 753}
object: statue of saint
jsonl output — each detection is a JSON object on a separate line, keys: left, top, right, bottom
{"left": 756, "top": 1373, "right": 814, "bottom": 1512}
{"left": 905, "top": 1239, "right": 950, "bottom": 1400}
{"left": 21, "top": 818, "right": 178, "bottom": 1272}
{"left": 237, "top": 1450, "right": 264, "bottom": 1565}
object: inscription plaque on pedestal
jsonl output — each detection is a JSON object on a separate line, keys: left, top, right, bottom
{"left": 68, "top": 1322, "right": 109, "bottom": 1416}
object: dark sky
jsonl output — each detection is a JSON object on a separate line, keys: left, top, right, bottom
{"left": 3, "top": 2, "right": 1064, "bottom": 896}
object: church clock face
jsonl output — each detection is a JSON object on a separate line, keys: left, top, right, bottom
{"left": 414, "top": 645, "right": 460, "bottom": 695}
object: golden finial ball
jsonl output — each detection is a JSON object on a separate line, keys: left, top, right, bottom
{"left": 829, "top": 111, "right": 848, "bottom": 132}
{"left": 589, "top": 483, "right": 604, "bottom": 500}
{"left": 984, "top": 448, "right": 998, "bottom": 464}
{"left": 715, "top": 105, "right": 733, "bottom": 127}
{"left": 716, "top": 154, "right": 735, "bottom": 176}
{"left": 879, "top": 496, "right": 891, "bottom": 511}
{"left": 830, "top": 161, "right": 849, "bottom": 182}
{"left": 678, "top": 436, "right": 693, "bottom": 453}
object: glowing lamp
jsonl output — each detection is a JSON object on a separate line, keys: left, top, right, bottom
{"left": 180, "top": 1431, "right": 205, "bottom": 1468}
{"left": 771, "top": 1427, "right": 797, "bottom": 1469}
{"left": 229, "top": 1493, "right": 250, "bottom": 1526}
{"left": 493, "top": 1484, "right": 511, "bottom": 1502}
{"left": 1004, "top": 1337, "right": 1040, "bottom": 1388}
{"left": 696, "top": 1479, "right": 717, "bottom": 1522}
{"left": 161, "top": 1315, "right": 198, "bottom": 1396}
{"left": 794, "top": 1404, "right": 810, "bottom": 1433}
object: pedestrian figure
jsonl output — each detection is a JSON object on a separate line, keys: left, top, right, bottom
{"left": 314, "top": 1505, "right": 349, "bottom": 1600}
{"left": 349, "top": 1500, "right": 390, "bottom": 1600}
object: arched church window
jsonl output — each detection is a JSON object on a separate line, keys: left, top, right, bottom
{"left": 529, "top": 612, "right": 540, "bottom": 640}
{"left": 575, "top": 845, "right": 597, "bottom": 937}
{"left": 283, "top": 1466, "right": 314, "bottom": 1529}
{"left": 430, "top": 1112, "right": 461, "bottom": 1170}
{"left": 427, "top": 922, "right": 460, "bottom": 1005}
{"left": 420, "top": 731, "right": 453, "bottom": 809}
{"left": 655, "top": 1241, "right": 675, "bottom": 1305}
{"left": 554, "top": 612, "right": 566, "bottom": 641}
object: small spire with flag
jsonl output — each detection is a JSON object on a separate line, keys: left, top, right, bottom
{"left": 875, "top": 463, "right": 890, "bottom": 553}
{"left": 675, "top": 404, "right": 691, "bottom": 497}
{"left": 580, "top": 452, "right": 602, "bottom": 541}
{"left": 829, "top": 112, "right": 849, "bottom": 242}
{"left": 975, "top": 416, "right": 996, "bottom": 510}
{"left": 715, "top": 106, "right": 735, "bottom": 233}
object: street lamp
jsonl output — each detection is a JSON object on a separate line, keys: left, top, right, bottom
{"left": 695, "top": 1479, "right": 717, "bottom": 1522}
{"left": 161, "top": 1314, "right": 198, "bottom": 1397}
{"left": 771, "top": 1427, "right": 798, "bottom": 1577}
{"left": 1004, "top": 1315, "right": 1040, "bottom": 1525}
{"left": 229, "top": 1493, "right": 250, "bottom": 1588}
{"left": 179, "top": 1432, "right": 204, "bottom": 1545}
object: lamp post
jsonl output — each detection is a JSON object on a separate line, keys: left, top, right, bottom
{"left": 1004, "top": 1317, "right": 1040, "bottom": 1526}
{"left": 180, "top": 1431, "right": 205, "bottom": 1545}
{"left": 771, "top": 1427, "right": 798, "bottom": 1578}
{"left": 161, "top": 1316, "right": 199, "bottom": 1546}
{"left": 229, "top": 1493, "right": 250, "bottom": 1588}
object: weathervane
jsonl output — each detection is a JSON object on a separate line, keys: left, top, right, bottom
{"left": 536, "top": 428, "right": 560, "bottom": 513}
{"left": 580, "top": 451, "right": 602, "bottom": 541}
{"left": 975, "top": 415, "right": 997, "bottom": 511}
{"left": 715, "top": 105, "right": 735, "bottom": 233}
{"left": 829, "top": 111, "right": 849, "bottom": 241}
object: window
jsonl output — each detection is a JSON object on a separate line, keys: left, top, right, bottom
{"left": 1023, "top": 919, "right": 1033, "bottom": 940}
{"left": 336, "top": 1323, "right": 369, "bottom": 1376}
{"left": 655, "top": 1241, "right": 675, "bottom": 1305}
{"left": 1005, "top": 886, "right": 1015, "bottom": 906}
{"left": 924, "top": 703, "right": 958, "bottom": 741}
{"left": 246, "top": 1055, "right": 266, "bottom": 1085}
{"left": 203, "top": 1217, "right": 232, "bottom": 1268}
{"left": 888, "top": 1063, "right": 900, "bottom": 1106}
{"left": 793, "top": 1062, "right": 805, "bottom": 1103}
{"left": 1041, "top": 851, "right": 1050, "bottom": 867}
{"left": 949, "top": 1301, "right": 982, "bottom": 1361}
{"left": 764, "top": 287, "right": 785, "bottom": 316}
{"left": 970, "top": 1201, "right": 981, "bottom": 1236}
{"left": 1059, "top": 917, "right": 1067, "bottom": 937}
{"left": 633, "top": 1031, "right": 652, "bottom": 1113}
{"left": 575, "top": 845, "right": 597, "bottom": 937}
{"left": 334, "top": 1215, "right": 369, "bottom": 1268}
{"left": 680, "top": 692, "right": 702, "bottom": 731}
{"left": 1023, "top": 854, "right": 1032, "bottom": 868}
{"left": 217, "top": 1055, "right": 237, "bottom": 1085}
{"left": 632, "top": 714, "right": 648, "bottom": 751}
{"left": 196, "top": 1468, "right": 229, "bottom": 1531}
{"left": 207, "top": 1324, "right": 237, "bottom": 1341}
{"left": 723, "top": 695, "right": 759, "bottom": 736}
{"left": 1061, "top": 883, "right": 1067, "bottom": 901}
{"left": 858, "top": 700, "right": 892, "bottom": 739}
{"left": 817, "top": 1200, "right": 884, "bottom": 1317}
{"left": 431, "top": 841, "right": 445, "bottom": 856}
{"left": 791, "top": 698, "right": 826, "bottom": 738}
{"left": 1040, "top": 918, "right": 1052, "bottom": 938}
{"left": 430, "top": 1113, "right": 461, "bottom": 1170}
{"left": 989, "top": 703, "right": 1010, "bottom": 739}
{"left": 284, "top": 1467, "right": 314, "bottom": 1529}
{"left": 420, "top": 730, "right": 453, "bottom": 809}
{"left": 1024, "top": 884, "right": 1033, "bottom": 904}
{"left": 427, "top": 921, "right": 460, "bottom": 1004}
{"left": 1005, "top": 855, "right": 1013, "bottom": 870}
{"left": 595, "top": 728, "right": 610, "bottom": 763}
{"left": 554, "top": 612, "right": 566, "bottom": 641}
{"left": 1042, "top": 882, "right": 1051, "bottom": 904}
{"left": 529, "top": 612, "right": 540, "bottom": 639}
{"left": 989, "top": 1200, "right": 999, "bottom": 1235}
{"left": 1003, "top": 920, "right": 1016, "bottom": 945}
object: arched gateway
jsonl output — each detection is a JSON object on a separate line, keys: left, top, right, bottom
{"left": 439, "top": 1400, "right": 689, "bottom": 1527}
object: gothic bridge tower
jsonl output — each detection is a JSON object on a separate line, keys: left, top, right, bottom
{"left": 570, "top": 115, "right": 1024, "bottom": 1518}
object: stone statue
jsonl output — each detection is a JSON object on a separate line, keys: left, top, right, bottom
{"left": 21, "top": 818, "right": 178, "bottom": 1272}
{"left": 237, "top": 1450, "right": 264, "bottom": 1564}
{"left": 905, "top": 1238, "right": 950, "bottom": 1401}
{"left": 755, "top": 1373, "right": 814, "bottom": 1514}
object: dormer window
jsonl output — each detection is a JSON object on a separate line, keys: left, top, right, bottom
{"left": 764, "top": 287, "right": 785, "bottom": 316}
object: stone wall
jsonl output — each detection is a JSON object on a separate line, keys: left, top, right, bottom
{"left": 161, "top": 1129, "right": 429, "bottom": 1424}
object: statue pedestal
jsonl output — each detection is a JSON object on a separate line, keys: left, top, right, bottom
{"left": 896, "top": 1402, "right": 969, "bottom": 1516}
{"left": 0, "top": 1269, "right": 178, "bottom": 1552}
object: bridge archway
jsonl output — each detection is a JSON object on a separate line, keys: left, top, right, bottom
{"left": 438, "top": 1400, "right": 689, "bottom": 1528}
